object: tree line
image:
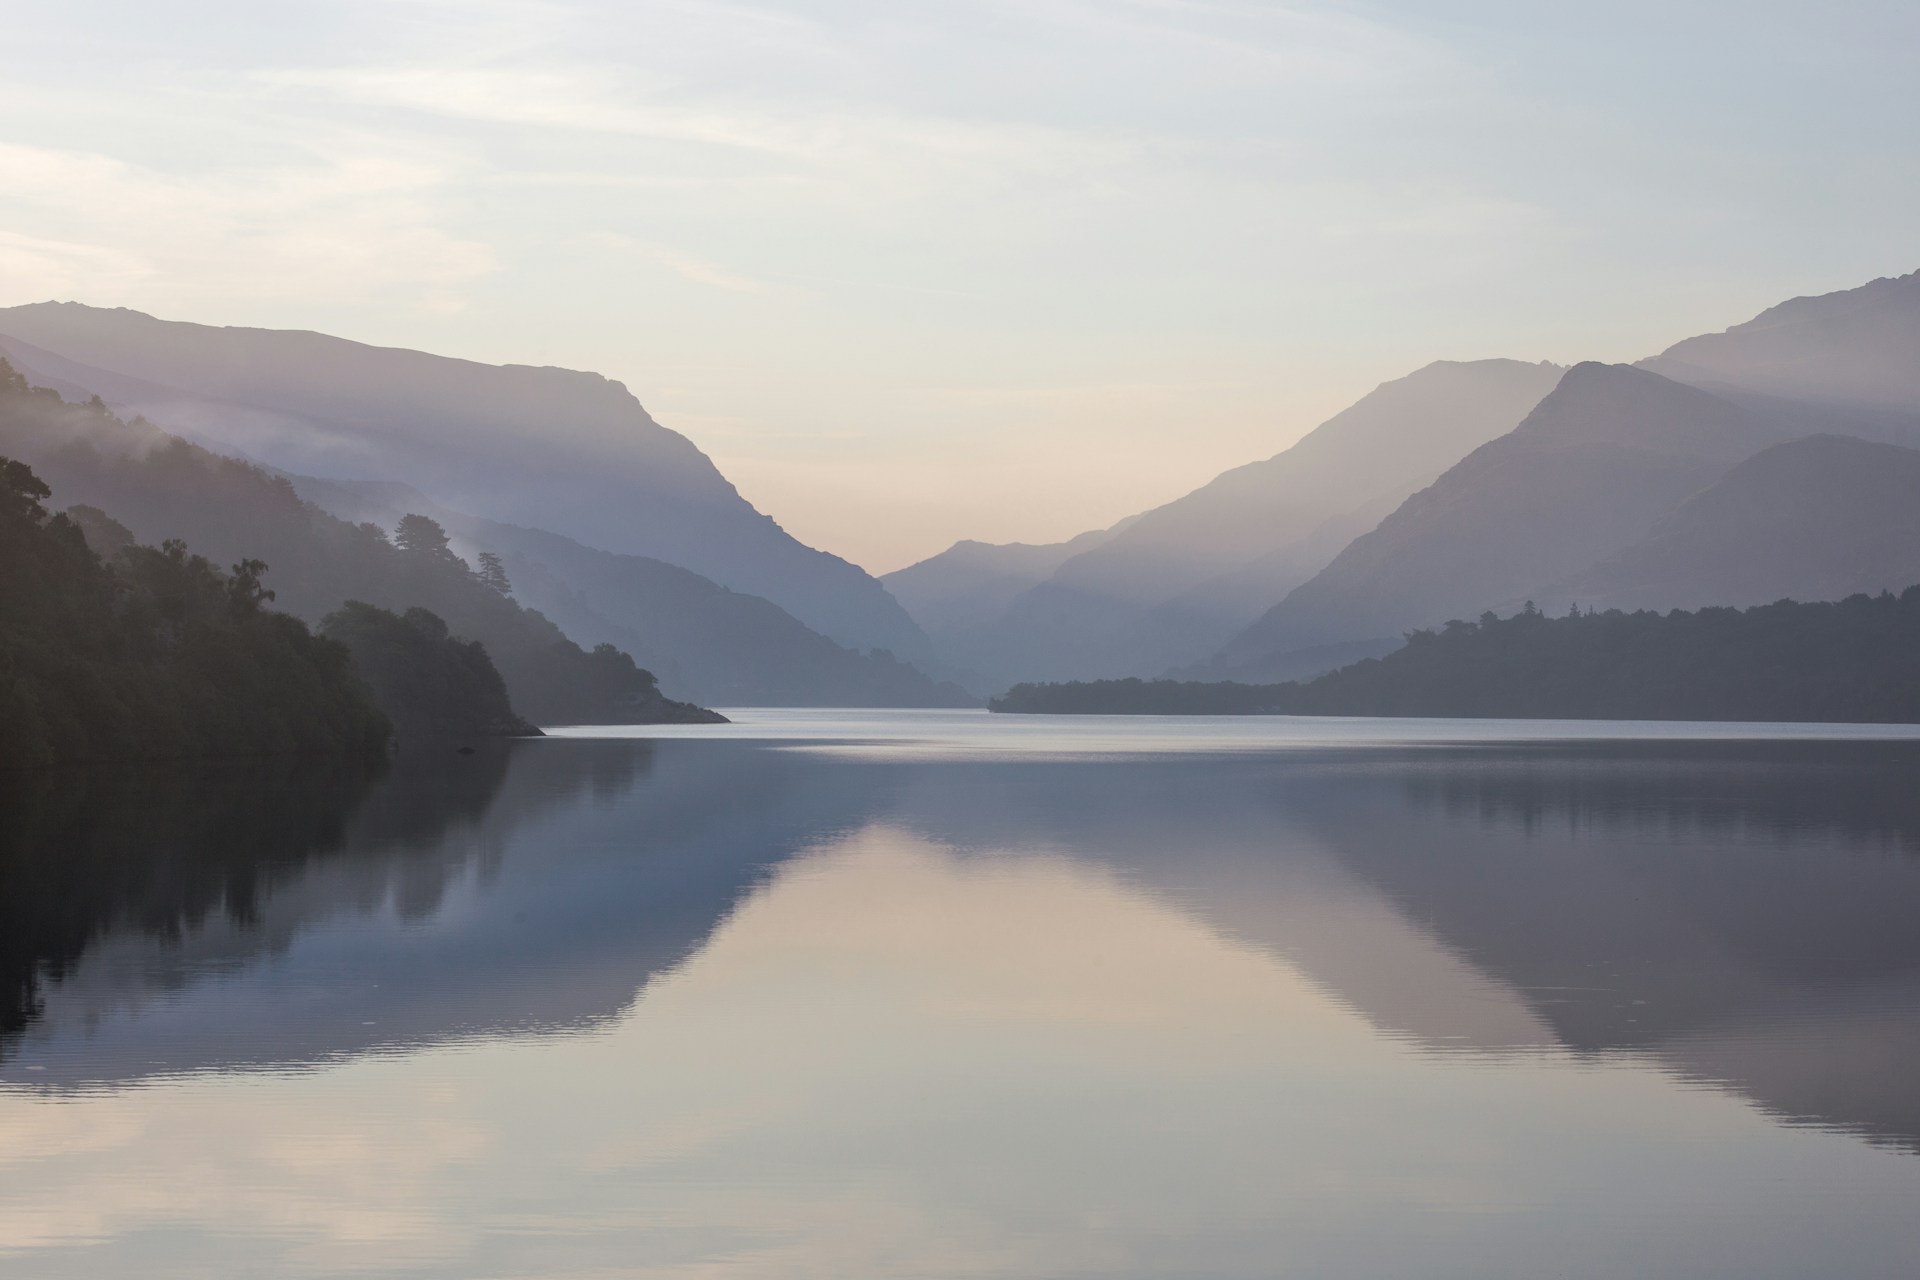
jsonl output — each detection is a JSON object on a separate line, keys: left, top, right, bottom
{"left": 0, "top": 356, "right": 716, "bottom": 728}
{"left": 0, "top": 454, "right": 392, "bottom": 769}
{"left": 991, "top": 594, "right": 1920, "bottom": 723}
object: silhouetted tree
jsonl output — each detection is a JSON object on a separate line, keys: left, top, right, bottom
{"left": 0, "top": 455, "right": 390, "bottom": 768}
{"left": 394, "top": 513, "right": 458, "bottom": 563}
{"left": 229, "top": 558, "right": 276, "bottom": 614}
{"left": 1, "top": 455, "right": 49, "bottom": 521}
{"left": 476, "top": 551, "right": 511, "bottom": 595}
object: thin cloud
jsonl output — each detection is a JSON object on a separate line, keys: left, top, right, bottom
{"left": 0, "top": 139, "right": 494, "bottom": 310}
{"left": 593, "top": 233, "right": 766, "bottom": 293}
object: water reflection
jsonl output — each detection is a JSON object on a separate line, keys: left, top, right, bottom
{"left": 1321, "top": 742, "right": 1920, "bottom": 1149}
{"left": 8, "top": 733, "right": 1920, "bottom": 1140}
{"left": 3, "top": 721, "right": 1920, "bottom": 1276}
{"left": 0, "top": 754, "right": 387, "bottom": 1045}
{"left": 0, "top": 739, "right": 872, "bottom": 1084}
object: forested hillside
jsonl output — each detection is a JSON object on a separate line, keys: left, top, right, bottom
{"left": 293, "top": 476, "right": 974, "bottom": 708}
{"left": 992, "top": 591, "right": 1920, "bottom": 724}
{"left": 323, "top": 602, "right": 720, "bottom": 733}
{"left": 0, "top": 455, "right": 390, "bottom": 769}
{"left": 0, "top": 359, "right": 707, "bottom": 725}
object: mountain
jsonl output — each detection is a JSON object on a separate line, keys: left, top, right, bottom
{"left": 897, "top": 358, "right": 1565, "bottom": 688}
{"left": 0, "top": 303, "right": 926, "bottom": 656}
{"left": 882, "top": 528, "right": 1121, "bottom": 636}
{"left": 1208, "top": 363, "right": 1803, "bottom": 678}
{"left": 0, "top": 358, "right": 703, "bottom": 725}
{"left": 1201, "top": 270, "right": 1920, "bottom": 680}
{"left": 1643, "top": 269, "right": 1920, "bottom": 417}
{"left": 1559, "top": 434, "right": 1920, "bottom": 613}
{"left": 294, "top": 477, "right": 974, "bottom": 708}
{"left": 1042, "top": 359, "right": 1567, "bottom": 609}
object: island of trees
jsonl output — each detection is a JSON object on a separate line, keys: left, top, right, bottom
{"left": 990, "top": 594, "right": 1920, "bottom": 724}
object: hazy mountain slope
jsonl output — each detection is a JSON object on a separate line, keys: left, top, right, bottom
{"left": 1643, "top": 269, "right": 1920, "bottom": 416}
{"left": 1051, "top": 359, "right": 1567, "bottom": 606}
{"left": 1558, "top": 434, "right": 1920, "bottom": 612}
{"left": 931, "top": 359, "right": 1564, "bottom": 687}
{"left": 1209, "top": 364, "right": 1800, "bottom": 678}
{"left": 882, "top": 527, "right": 1120, "bottom": 636}
{"left": 0, "top": 332, "right": 156, "bottom": 408}
{"left": 0, "top": 302, "right": 925, "bottom": 655}
{"left": 0, "top": 360, "right": 700, "bottom": 725}
{"left": 295, "top": 477, "right": 973, "bottom": 707}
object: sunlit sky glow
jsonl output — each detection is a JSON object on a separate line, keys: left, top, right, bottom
{"left": 3, "top": 0, "right": 1916, "bottom": 571}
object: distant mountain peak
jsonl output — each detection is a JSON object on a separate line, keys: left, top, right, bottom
{"left": 1643, "top": 267, "right": 1920, "bottom": 413}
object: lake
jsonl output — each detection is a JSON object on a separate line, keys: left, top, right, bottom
{"left": 5, "top": 709, "right": 1920, "bottom": 1278}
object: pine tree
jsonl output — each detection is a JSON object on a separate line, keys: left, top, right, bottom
{"left": 393, "top": 513, "right": 453, "bottom": 558}
{"left": 477, "top": 551, "right": 512, "bottom": 595}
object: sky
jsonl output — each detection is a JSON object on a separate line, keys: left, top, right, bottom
{"left": 2, "top": 1, "right": 1916, "bottom": 573}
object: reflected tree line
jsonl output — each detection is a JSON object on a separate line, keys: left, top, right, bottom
{"left": 0, "top": 755, "right": 387, "bottom": 1040}
{"left": 0, "top": 742, "right": 616, "bottom": 1052}
{"left": 1350, "top": 741, "right": 1920, "bottom": 1149}
{"left": 8, "top": 734, "right": 1920, "bottom": 1155}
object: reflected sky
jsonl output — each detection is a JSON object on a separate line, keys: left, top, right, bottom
{"left": 4, "top": 714, "right": 1920, "bottom": 1277}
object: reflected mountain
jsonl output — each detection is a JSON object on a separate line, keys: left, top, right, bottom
{"left": 882, "top": 740, "right": 1920, "bottom": 1152}
{"left": 1302, "top": 741, "right": 1920, "bottom": 1150}
{"left": 7, "top": 730, "right": 1920, "bottom": 1160}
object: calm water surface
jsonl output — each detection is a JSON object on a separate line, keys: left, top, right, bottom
{"left": 6, "top": 709, "right": 1920, "bottom": 1277}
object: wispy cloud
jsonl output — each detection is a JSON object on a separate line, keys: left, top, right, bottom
{"left": 4, "top": 0, "right": 1907, "bottom": 562}
{"left": 0, "top": 138, "right": 494, "bottom": 310}
{"left": 592, "top": 232, "right": 766, "bottom": 293}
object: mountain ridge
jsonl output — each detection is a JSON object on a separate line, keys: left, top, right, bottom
{"left": 1206, "top": 363, "right": 1804, "bottom": 678}
{"left": 0, "top": 302, "right": 927, "bottom": 657}
{"left": 293, "top": 474, "right": 975, "bottom": 707}
{"left": 896, "top": 357, "right": 1564, "bottom": 687}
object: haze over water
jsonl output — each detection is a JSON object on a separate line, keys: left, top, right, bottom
{"left": 6, "top": 711, "right": 1920, "bottom": 1278}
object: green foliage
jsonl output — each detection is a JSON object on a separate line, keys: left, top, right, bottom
{"left": 991, "top": 590, "right": 1920, "bottom": 723}
{"left": 0, "top": 456, "right": 392, "bottom": 770}
{"left": 320, "top": 602, "right": 540, "bottom": 741}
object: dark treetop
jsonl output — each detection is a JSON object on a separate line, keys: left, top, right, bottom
{"left": 320, "top": 601, "right": 542, "bottom": 741}
{"left": 0, "top": 454, "right": 390, "bottom": 770}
